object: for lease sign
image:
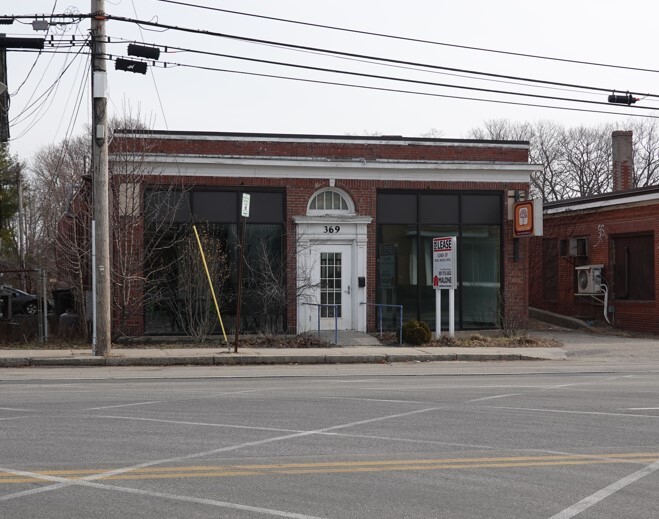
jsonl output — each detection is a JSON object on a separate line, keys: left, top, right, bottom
{"left": 432, "top": 236, "right": 457, "bottom": 290}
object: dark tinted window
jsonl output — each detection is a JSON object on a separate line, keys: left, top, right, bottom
{"left": 193, "top": 191, "right": 236, "bottom": 222}
{"left": 249, "top": 192, "right": 284, "bottom": 223}
{"left": 377, "top": 193, "right": 416, "bottom": 224}
{"left": 419, "top": 195, "right": 459, "bottom": 224}
{"left": 144, "top": 190, "right": 190, "bottom": 223}
{"left": 543, "top": 239, "right": 558, "bottom": 301}
{"left": 613, "top": 234, "right": 654, "bottom": 300}
{"left": 461, "top": 195, "right": 501, "bottom": 224}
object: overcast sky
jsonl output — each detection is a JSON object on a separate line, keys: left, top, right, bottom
{"left": 4, "top": 0, "right": 659, "bottom": 164}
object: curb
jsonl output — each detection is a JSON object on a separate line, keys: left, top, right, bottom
{"left": 0, "top": 351, "right": 559, "bottom": 368}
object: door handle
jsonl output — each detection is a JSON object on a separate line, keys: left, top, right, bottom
{"left": 345, "top": 285, "right": 351, "bottom": 295}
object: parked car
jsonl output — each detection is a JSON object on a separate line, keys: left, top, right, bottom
{"left": 0, "top": 287, "right": 49, "bottom": 315}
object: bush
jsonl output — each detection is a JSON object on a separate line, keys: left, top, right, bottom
{"left": 402, "top": 320, "right": 432, "bottom": 345}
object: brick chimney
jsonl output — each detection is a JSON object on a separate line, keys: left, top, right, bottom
{"left": 612, "top": 130, "right": 633, "bottom": 191}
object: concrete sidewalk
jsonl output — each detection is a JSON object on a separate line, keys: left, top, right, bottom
{"left": 0, "top": 342, "right": 566, "bottom": 368}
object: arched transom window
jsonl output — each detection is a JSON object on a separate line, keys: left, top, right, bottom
{"left": 307, "top": 188, "right": 355, "bottom": 215}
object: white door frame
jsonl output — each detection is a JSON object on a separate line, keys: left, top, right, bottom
{"left": 294, "top": 215, "right": 371, "bottom": 333}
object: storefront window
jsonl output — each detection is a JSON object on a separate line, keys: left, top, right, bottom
{"left": 461, "top": 226, "right": 500, "bottom": 328}
{"left": 378, "top": 225, "right": 418, "bottom": 323}
{"left": 377, "top": 192, "right": 502, "bottom": 330}
{"left": 143, "top": 189, "right": 285, "bottom": 334}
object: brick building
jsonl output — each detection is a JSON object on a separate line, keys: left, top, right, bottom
{"left": 109, "top": 131, "right": 535, "bottom": 336}
{"left": 529, "top": 131, "right": 659, "bottom": 334}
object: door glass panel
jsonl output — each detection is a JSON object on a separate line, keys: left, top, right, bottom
{"left": 320, "top": 252, "right": 342, "bottom": 317}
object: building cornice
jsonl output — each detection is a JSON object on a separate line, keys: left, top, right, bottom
{"left": 114, "top": 131, "right": 530, "bottom": 149}
{"left": 118, "top": 154, "right": 537, "bottom": 183}
{"left": 545, "top": 190, "right": 659, "bottom": 215}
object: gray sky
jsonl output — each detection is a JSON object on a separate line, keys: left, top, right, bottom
{"left": 4, "top": 0, "right": 659, "bottom": 163}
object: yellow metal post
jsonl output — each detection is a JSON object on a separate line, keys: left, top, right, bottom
{"left": 192, "top": 225, "right": 228, "bottom": 344}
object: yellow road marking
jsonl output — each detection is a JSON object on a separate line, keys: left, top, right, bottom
{"left": 2, "top": 453, "right": 658, "bottom": 485}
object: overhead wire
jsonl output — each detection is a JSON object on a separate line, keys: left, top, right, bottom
{"left": 5, "top": 9, "right": 659, "bottom": 151}
{"left": 103, "top": 14, "right": 659, "bottom": 101}
{"left": 154, "top": 0, "right": 659, "bottom": 76}
{"left": 104, "top": 55, "right": 659, "bottom": 120}
{"left": 10, "top": 38, "right": 90, "bottom": 131}
{"left": 99, "top": 41, "right": 659, "bottom": 113}
{"left": 46, "top": 55, "right": 91, "bottom": 189}
{"left": 10, "top": 14, "right": 659, "bottom": 103}
{"left": 106, "top": 36, "right": 615, "bottom": 100}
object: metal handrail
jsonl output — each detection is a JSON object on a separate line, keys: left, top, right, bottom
{"left": 360, "top": 302, "right": 403, "bottom": 345}
{"left": 303, "top": 303, "right": 339, "bottom": 345}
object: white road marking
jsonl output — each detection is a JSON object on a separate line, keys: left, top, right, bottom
{"left": 97, "top": 413, "right": 497, "bottom": 450}
{"left": 84, "top": 400, "right": 162, "bottom": 411}
{"left": 548, "top": 459, "right": 659, "bottom": 519}
{"left": 95, "top": 415, "right": 303, "bottom": 433}
{"left": 83, "top": 405, "right": 446, "bottom": 482}
{"left": 485, "top": 406, "right": 659, "bottom": 419}
{"left": 320, "top": 396, "right": 434, "bottom": 404}
{"left": 0, "top": 407, "right": 34, "bottom": 412}
{"left": 0, "top": 416, "right": 30, "bottom": 422}
{"left": 0, "top": 467, "right": 326, "bottom": 518}
{"left": 467, "top": 393, "right": 521, "bottom": 403}
{"left": 625, "top": 407, "right": 659, "bottom": 411}
{"left": 0, "top": 405, "right": 444, "bottom": 507}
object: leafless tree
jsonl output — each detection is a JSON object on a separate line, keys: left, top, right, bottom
{"left": 559, "top": 124, "right": 613, "bottom": 197}
{"left": 629, "top": 118, "right": 659, "bottom": 187}
{"left": 24, "top": 105, "right": 190, "bottom": 339}
{"left": 161, "top": 224, "right": 230, "bottom": 342}
{"left": 468, "top": 119, "right": 621, "bottom": 202}
{"left": 108, "top": 122, "right": 192, "bottom": 338}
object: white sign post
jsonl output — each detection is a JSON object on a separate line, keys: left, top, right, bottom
{"left": 241, "top": 193, "right": 251, "bottom": 218}
{"left": 433, "top": 236, "right": 457, "bottom": 338}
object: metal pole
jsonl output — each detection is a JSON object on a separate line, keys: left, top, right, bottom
{"left": 37, "top": 269, "right": 44, "bottom": 343}
{"left": 91, "top": 0, "right": 111, "bottom": 355}
{"left": 449, "top": 288, "right": 455, "bottom": 338}
{"left": 234, "top": 216, "right": 246, "bottom": 353}
{"left": 42, "top": 269, "right": 48, "bottom": 342}
{"left": 16, "top": 166, "right": 26, "bottom": 290}
{"left": 91, "top": 220, "right": 97, "bottom": 353}
{"left": 398, "top": 305, "right": 403, "bottom": 345}
{"left": 317, "top": 305, "right": 320, "bottom": 339}
{"left": 378, "top": 305, "right": 382, "bottom": 338}
{"left": 435, "top": 289, "right": 441, "bottom": 339}
{"left": 334, "top": 305, "right": 338, "bottom": 345}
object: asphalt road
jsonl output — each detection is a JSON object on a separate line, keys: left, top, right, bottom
{"left": 1, "top": 360, "right": 658, "bottom": 518}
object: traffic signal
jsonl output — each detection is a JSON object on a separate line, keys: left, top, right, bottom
{"left": 608, "top": 93, "right": 639, "bottom": 105}
{"left": 127, "top": 44, "right": 160, "bottom": 60}
{"left": 115, "top": 58, "right": 147, "bottom": 74}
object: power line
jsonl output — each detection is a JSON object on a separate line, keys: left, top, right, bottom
{"left": 103, "top": 14, "right": 659, "bottom": 101}
{"left": 106, "top": 55, "right": 659, "bottom": 120}
{"left": 154, "top": 0, "right": 659, "bottom": 76}
{"left": 107, "top": 37, "right": 630, "bottom": 100}
{"left": 103, "top": 44, "right": 659, "bottom": 113}
{"left": 9, "top": 41, "right": 89, "bottom": 129}
{"left": 9, "top": 14, "right": 659, "bottom": 101}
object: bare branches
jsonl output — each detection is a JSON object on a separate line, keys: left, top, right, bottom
{"left": 468, "top": 119, "right": 659, "bottom": 202}
{"left": 160, "top": 224, "right": 230, "bottom": 342}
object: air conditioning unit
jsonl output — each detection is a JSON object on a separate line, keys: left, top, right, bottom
{"left": 575, "top": 264, "right": 603, "bottom": 294}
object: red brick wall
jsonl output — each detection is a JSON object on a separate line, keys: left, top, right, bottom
{"left": 142, "top": 175, "right": 528, "bottom": 333}
{"left": 112, "top": 137, "right": 529, "bottom": 163}
{"left": 111, "top": 135, "right": 531, "bottom": 335}
{"left": 530, "top": 203, "right": 659, "bottom": 334}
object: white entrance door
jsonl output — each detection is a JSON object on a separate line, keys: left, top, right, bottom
{"left": 314, "top": 244, "right": 352, "bottom": 330}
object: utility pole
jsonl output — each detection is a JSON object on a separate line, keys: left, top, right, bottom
{"left": 0, "top": 46, "right": 8, "bottom": 142}
{"left": 91, "top": 1, "right": 111, "bottom": 355}
{"left": 16, "top": 165, "right": 25, "bottom": 290}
